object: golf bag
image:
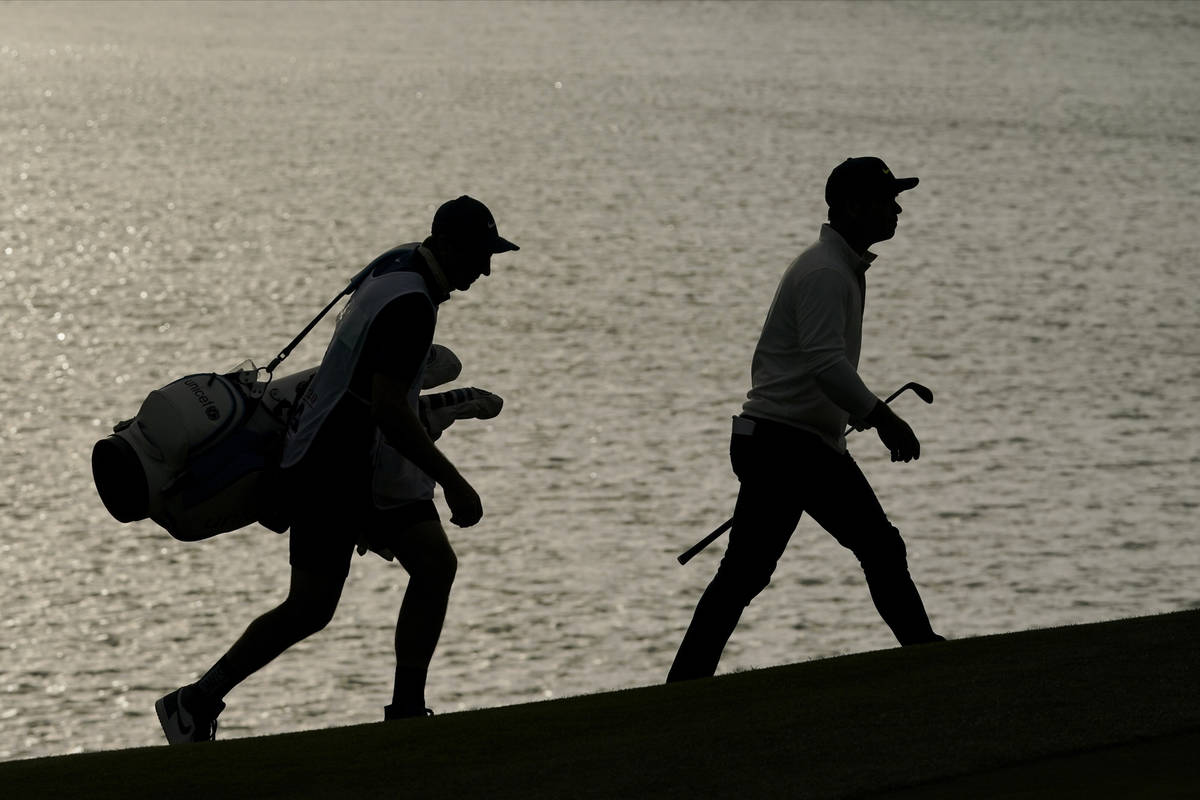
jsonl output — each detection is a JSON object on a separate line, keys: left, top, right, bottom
{"left": 91, "top": 362, "right": 313, "bottom": 541}
{"left": 90, "top": 345, "right": 500, "bottom": 542}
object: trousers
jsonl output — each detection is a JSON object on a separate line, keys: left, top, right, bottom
{"left": 667, "top": 415, "right": 939, "bottom": 681}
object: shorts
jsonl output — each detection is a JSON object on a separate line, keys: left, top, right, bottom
{"left": 289, "top": 497, "right": 440, "bottom": 578}
{"left": 282, "top": 459, "right": 440, "bottom": 578}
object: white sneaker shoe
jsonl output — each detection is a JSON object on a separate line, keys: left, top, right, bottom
{"left": 155, "top": 687, "right": 224, "bottom": 744}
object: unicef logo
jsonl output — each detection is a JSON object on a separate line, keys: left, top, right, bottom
{"left": 205, "top": 406, "right": 220, "bottom": 421}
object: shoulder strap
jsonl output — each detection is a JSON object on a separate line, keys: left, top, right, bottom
{"left": 264, "top": 263, "right": 375, "bottom": 375}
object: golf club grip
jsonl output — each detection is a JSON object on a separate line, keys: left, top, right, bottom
{"left": 677, "top": 517, "right": 734, "bottom": 565}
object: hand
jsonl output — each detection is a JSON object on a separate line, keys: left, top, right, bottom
{"left": 866, "top": 401, "right": 921, "bottom": 462}
{"left": 443, "top": 476, "right": 483, "bottom": 527}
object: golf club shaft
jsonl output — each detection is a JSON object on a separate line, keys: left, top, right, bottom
{"left": 677, "top": 517, "right": 734, "bottom": 565}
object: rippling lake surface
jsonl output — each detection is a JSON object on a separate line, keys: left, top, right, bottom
{"left": 2, "top": 0, "right": 1198, "bottom": 759}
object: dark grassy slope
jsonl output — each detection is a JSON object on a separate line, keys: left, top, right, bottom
{"left": 868, "top": 727, "right": 1200, "bottom": 799}
{"left": 3, "top": 609, "right": 1197, "bottom": 799}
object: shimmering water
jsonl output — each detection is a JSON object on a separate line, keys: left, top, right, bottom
{"left": 2, "top": 0, "right": 1198, "bottom": 760}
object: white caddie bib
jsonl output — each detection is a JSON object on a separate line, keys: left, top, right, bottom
{"left": 281, "top": 248, "right": 436, "bottom": 506}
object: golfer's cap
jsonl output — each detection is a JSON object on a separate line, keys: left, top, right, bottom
{"left": 825, "top": 157, "right": 919, "bottom": 208}
{"left": 432, "top": 196, "right": 519, "bottom": 253}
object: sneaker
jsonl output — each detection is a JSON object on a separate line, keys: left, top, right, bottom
{"left": 155, "top": 687, "right": 224, "bottom": 744}
{"left": 384, "top": 704, "right": 434, "bottom": 721}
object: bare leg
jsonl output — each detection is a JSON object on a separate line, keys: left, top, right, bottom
{"left": 385, "top": 520, "right": 457, "bottom": 715}
{"left": 189, "top": 566, "right": 347, "bottom": 711}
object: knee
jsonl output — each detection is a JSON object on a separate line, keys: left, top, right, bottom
{"left": 438, "top": 548, "right": 458, "bottom": 587}
{"left": 281, "top": 590, "right": 340, "bottom": 637}
{"left": 712, "top": 560, "right": 775, "bottom": 606}
{"left": 412, "top": 545, "right": 457, "bottom": 590}
{"left": 855, "top": 525, "right": 909, "bottom": 574}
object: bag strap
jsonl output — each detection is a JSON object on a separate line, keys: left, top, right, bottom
{"left": 264, "top": 263, "right": 375, "bottom": 375}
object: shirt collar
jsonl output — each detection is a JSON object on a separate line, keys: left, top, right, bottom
{"left": 819, "top": 223, "right": 876, "bottom": 274}
{"left": 415, "top": 244, "right": 451, "bottom": 303}
{"left": 367, "top": 243, "right": 451, "bottom": 304}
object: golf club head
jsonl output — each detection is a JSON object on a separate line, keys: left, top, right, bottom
{"left": 903, "top": 382, "right": 934, "bottom": 404}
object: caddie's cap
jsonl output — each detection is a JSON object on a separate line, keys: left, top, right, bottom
{"left": 825, "top": 157, "right": 919, "bottom": 208}
{"left": 432, "top": 196, "right": 519, "bottom": 253}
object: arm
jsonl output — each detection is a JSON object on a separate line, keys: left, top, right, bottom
{"left": 813, "top": 358, "right": 877, "bottom": 421}
{"left": 797, "top": 270, "right": 919, "bottom": 461}
{"left": 372, "top": 374, "right": 482, "bottom": 526}
{"left": 815, "top": 358, "right": 919, "bottom": 460}
{"left": 359, "top": 295, "right": 482, "bottom": 526}
{"left": 795, "top": 270, "right": 877, "bottom": 418}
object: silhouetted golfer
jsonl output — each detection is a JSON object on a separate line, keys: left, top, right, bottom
{"left": 668, "top": 158, "right": 942, "bottom": 682}
{"left": 156, "top": 196, "right": 518, "bottom": 742}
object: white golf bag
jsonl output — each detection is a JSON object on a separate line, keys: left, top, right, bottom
{"left": 91, "top": 345, "right": 500, "bottom": 542}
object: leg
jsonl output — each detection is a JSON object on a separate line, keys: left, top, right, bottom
{"left": 157, "top": 458, "right": 367, "bottom": 744}
{"left": 187, "top": 564, "right": 348, "bottom": 714}
{"left": 803, "top": 451, "right": 940, "bottom": 645}
{"left": 186, "top": 495, "right": 358, "bottom": 714}
{"left": 382, "top": 518, "right": 457, "bottom": 715}
{"left": 668, "top": 429, "right": 803, "bottom": 682}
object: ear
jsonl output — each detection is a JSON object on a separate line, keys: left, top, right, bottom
{"left": 837, "top": 200, "right": 865, "bottom": 224}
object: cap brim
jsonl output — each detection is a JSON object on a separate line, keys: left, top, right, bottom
{"left": 895, "top": 176, "right": 919, "bottom": 192}
{"left": 491, "top": 237, "right": 519, "bottom": 253}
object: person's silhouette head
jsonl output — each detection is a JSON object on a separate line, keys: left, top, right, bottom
{"left": 428, "top": 196, "right": 519, "bottom": 291}
{"left": 825, "top": 157, "right": 918, "bottom": 254}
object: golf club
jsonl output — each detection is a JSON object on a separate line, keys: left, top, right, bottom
{"left": 676, "top": 381, "right": 934, "bottom": 565}
{"left": 843, "top": 381, "right": 933, "bottom": 436}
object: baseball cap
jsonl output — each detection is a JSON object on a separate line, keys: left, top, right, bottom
{"left": 825, "top": 157, "right": 919, "bottom": 208}
{"left": 432, "top": 196, "right": 519, "bottom": 253}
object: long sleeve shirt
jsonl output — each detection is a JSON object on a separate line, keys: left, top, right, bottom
{"left": 741, "top": 224, "right": 880, "bottom": 452}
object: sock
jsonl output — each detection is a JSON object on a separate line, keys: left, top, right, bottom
{"left": 186, "top": 658, "right": 236, "bottom": 715}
